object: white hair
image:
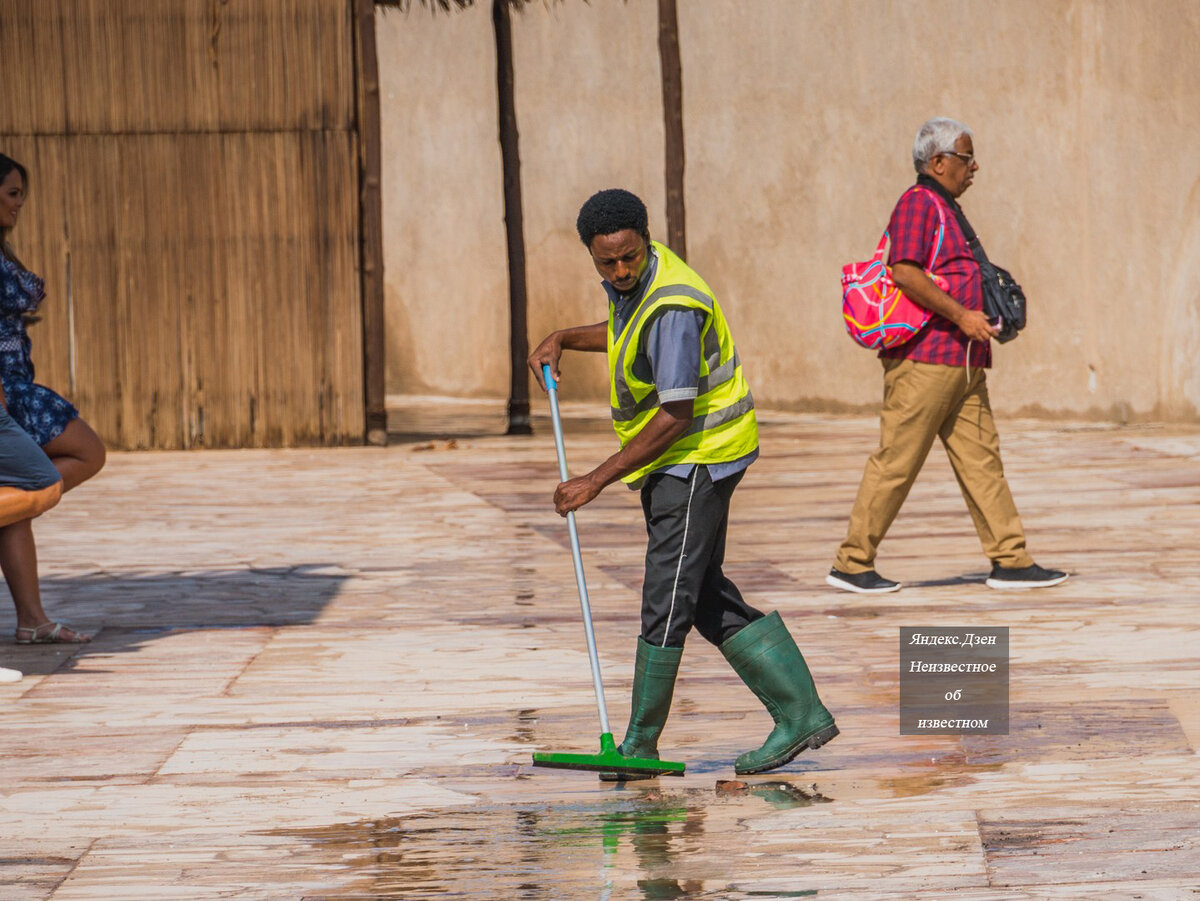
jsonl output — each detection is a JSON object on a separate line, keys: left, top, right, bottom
{"left": 912, "top": 117, "right": 972, "bottom": 173}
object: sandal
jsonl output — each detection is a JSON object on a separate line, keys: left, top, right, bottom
{"left": 14, "top": 622, "right": 92, "bottom": 645}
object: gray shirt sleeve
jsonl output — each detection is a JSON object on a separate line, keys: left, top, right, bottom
{"left": 643, "top": 308, "right": 707, "bottom": 403}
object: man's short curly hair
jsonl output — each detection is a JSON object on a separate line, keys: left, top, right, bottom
{"left": 576, "top": 189, "right": 649, "bottom": 247}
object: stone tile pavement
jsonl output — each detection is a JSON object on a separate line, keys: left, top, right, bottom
{"left": 2, "top": 400, "right": 1198, "bottom": 899}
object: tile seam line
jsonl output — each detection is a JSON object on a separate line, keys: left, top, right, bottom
{"left": 216, "top": 628, "right": 276, "bottom": 700}
{"left": 144, "top": 630, "right": 279, "bottom": 781}
{"left": 974, "top": 807, "right": 994, "bottom": 889}
{"left": 47, "top": 836, "right": 98, "bottom": 899}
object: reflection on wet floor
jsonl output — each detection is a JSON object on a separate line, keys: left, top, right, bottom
{"left": 278, "top": 783, "right": 827, "bottom": 899}
{"left": 714, "top": 779, "right": 832, "bottom": 811}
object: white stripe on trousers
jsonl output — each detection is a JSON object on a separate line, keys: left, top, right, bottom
{"left": 660, "top": 468, "right": 698, "bottom": 647}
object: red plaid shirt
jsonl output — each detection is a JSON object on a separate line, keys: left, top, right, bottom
{"left": 879, "top": 185, "right": 991, "bottom": 369}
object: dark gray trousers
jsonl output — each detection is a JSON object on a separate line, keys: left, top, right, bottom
{"left": 639, "top": 466, "right": 764, "bottom": 648}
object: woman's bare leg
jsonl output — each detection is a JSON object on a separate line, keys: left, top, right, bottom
{"left": 41, "top": 418, "right": 105, "bottom": 493}
{"left": 1, "top": 520, "right": 43, "bottom": 627}
{"left": 1, "top": 519, "right": 89, "bottom": 642}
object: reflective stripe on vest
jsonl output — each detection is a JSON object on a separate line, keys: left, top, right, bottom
{"left": 611, "top": 283, "right": 714, "bottom": 419}
{"left": 607, "top": 242, "right": 758, "bottom": 486}
{"left": 612, "top": 348, "right": 742, "bottom": 423}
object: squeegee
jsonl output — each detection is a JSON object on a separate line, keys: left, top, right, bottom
{"left": 531, "top": 364, "right": 685, "bottom": 778}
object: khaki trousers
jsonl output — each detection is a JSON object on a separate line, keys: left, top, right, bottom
{"left": 834, "top": 357, "right": 1034, "bottom": 573}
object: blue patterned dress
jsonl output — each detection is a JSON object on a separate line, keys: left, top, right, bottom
{"left": 0, "top": 253, "right": 78, "bottom": 446}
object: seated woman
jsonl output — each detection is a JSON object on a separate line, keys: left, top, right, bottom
{"left": 0, "top": 401, "right": 81, "bottom": 647}
{"left": 0, "top": 153, "right": 106, "bottom": 498}
{"left": 0, "top": 153, "right": 100, "bottom": 647}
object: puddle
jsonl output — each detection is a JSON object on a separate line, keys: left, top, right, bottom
{"left": 714, "top": 780, "right": 833, "bottom": 811}
{"left": 274, "top": 783, "right": 829, "bottom": 899}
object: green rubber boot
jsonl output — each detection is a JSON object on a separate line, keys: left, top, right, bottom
{"left": 721, "top": 611, "right": 838, "bottom": 775}
{"left": 599, "top": 637, "right": 683, "bottom": 781}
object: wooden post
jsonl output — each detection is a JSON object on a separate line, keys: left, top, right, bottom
{"left": 658, "top": 0, "right": 686, "bottom": 260}
{"left": 354, "top": 0, "right": 388, "bottom": 445}
{"left": 493, "top": 0, "right": 532, "bottom": 435}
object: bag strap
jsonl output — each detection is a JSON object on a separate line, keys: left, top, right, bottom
{"left": 916, "top": 174, "right": 991, "bottom": 266}
{"left": 902, "top": 184, "right": 947, "bottom": 271}
{"left": 876, "top": 186, "right": 947, "bottom": 274}
{"left": 872, "top": 230, "right": 889, "bottom": 262}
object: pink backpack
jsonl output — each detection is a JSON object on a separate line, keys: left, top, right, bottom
{"left": 841, "top": 188, "right": 948, "bottom": 349}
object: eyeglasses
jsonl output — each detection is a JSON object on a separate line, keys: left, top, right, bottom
{"left": 941, "top": 151, "right": 976, "bottom": 166}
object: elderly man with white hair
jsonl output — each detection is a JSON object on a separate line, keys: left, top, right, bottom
{"left": 826, "top": 117, "right": 1067, "bottom": 594}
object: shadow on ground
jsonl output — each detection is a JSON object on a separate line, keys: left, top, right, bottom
{"left": 3, "top": 564, "right": 349, "bottom": 675}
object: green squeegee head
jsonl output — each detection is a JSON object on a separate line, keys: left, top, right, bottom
{"left": 532, "top": 732, "right": 685, "bottom": 777}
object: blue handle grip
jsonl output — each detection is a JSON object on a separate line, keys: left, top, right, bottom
{"left": 542, "top": 363, "right": 557, "bottom": 391}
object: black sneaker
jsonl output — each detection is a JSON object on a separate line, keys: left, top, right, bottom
{"left": 825, "top": 568, "right": 901, "bottom": 594}
{"left": 985, "top": 563, "right": 1069, "bottom": 589}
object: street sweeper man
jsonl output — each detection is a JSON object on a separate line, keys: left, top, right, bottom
{"left": 527, "top": 188, "right": 839, "bottom": 775}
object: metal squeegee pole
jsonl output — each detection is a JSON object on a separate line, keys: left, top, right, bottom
{"left": 543, "top": 365, "right": 611, "bottom": 735}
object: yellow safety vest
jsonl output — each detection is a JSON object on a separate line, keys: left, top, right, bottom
{"left": 607, "top": 241, "right": 758, "bottom": 486}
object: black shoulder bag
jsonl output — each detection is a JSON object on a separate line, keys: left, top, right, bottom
{"left": 916, "top": 175, "right": 1027, "bottom": 343}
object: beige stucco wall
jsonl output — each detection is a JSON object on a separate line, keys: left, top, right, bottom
{"left": 379, "top": 0, "right": 1200, "bottom": 421}
{"left": 377, "top": 6, "right": 507, "bottom": 397}
{"left": 378, "top": 0, "right": 663, "bottom": 399}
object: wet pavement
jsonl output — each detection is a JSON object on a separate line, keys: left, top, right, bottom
{"left": 2, "top": 398, "right": 1198, "bottom": 899}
